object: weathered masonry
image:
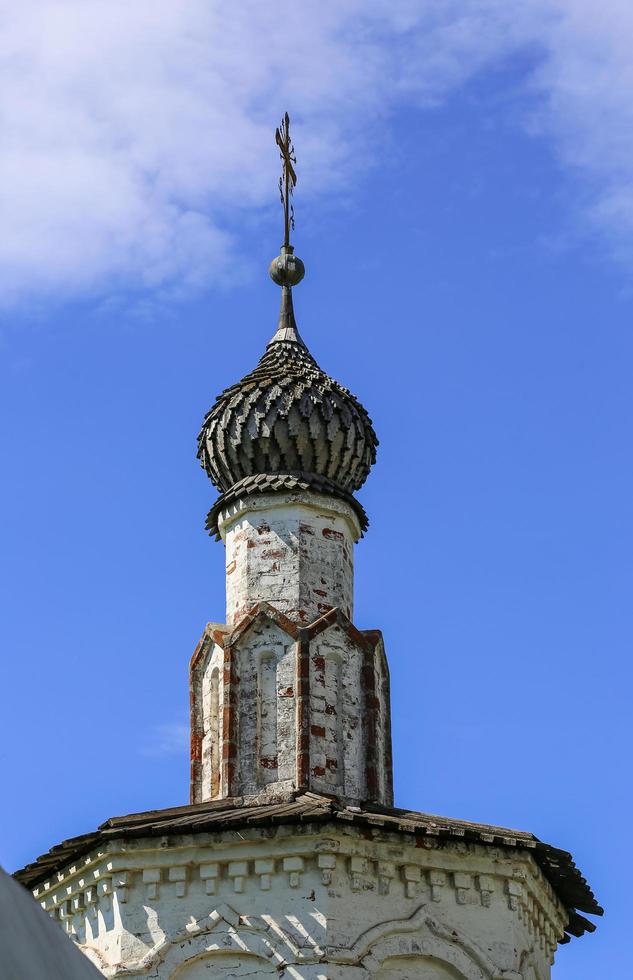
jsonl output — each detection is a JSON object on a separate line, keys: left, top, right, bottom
{"left": 15, "top": 116, "right": 601, "bottom": 979}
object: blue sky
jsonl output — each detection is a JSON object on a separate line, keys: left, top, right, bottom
{"left": 1, "top": 4, "right": 631, "bottom": 977}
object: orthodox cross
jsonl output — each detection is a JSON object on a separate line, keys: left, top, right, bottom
{"left": 275, "top": 112, "right": 297, "bottom": 248}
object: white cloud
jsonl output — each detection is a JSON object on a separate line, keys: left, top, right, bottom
{"left": 139, "top": 722, "right": 189, "bottom": 758}
{"left": 0, "top": 1, "right": 631, "bottom": 308}
{"left": 529, "top": 1, "right": 633, "bottom": 261}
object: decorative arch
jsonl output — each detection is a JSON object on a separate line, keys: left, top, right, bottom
{"left": 104, "top": 903, "right": 522, "bottom": 980}
{"left": 171, "top": 950, "right": 276, "bottom": 979}
{"left": 111, "top": 903, "right": 305, "bottom": 978}
{"left": 372, "top": 955, "right": 466, "bottom": 979}
{"left": 341, "top": 909, "right": 498, "bottom": 979}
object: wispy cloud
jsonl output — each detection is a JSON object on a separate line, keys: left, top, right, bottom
{"left": 0, "top": 1, "right": 631, "bottom": 308}
{"left": 139, "top": 722, "right": 189, "bottom": 758}
{"left": 529, "top": 1, "right": 633, "bottom": 262}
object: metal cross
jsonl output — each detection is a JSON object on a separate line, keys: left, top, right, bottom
{"left": 275, "top": 112, "right": 297, "bottom": 248}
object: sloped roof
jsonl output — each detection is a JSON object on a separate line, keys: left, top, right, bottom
{"left": 14, "top": 792, "right": 602, "bottom": 943}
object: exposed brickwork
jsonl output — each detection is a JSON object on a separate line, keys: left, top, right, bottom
{"left": 220, "top": 493, "right": 359, "bottom": 625}
{"left": 361, "top": 641, "right": 379, "bottom": 802}
{"left": 190, "top": 602, "right": 393, "bottom": 805}
{"left": 295, "top": 637, "right": 310, "bottom": 791}
{"left": 189, "top": 626, "right": 228, "bottom": 804}
{"left": 190, "top": 492, "right": 393, "bottom": 806}
{"left": 189, "top": 632, "right": 208, "bottom": 804}
{"left": 221, "top": 644, "right": 237, "bottom": 798}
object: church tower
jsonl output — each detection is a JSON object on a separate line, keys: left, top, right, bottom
{"left": 190, "top": 166, "right": 390, "bottom": 809}
{"left": 16, "top": 115, "right": 601, "bottom": 979}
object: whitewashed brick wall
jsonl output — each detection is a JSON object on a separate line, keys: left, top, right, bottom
{"left": 33, "top": 825, "right": 565, "bottom": 978}
{"left": 219, "top": 492, "right": 359, "bottom": 625}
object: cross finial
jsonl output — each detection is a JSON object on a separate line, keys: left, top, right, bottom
{"left": 276, "top": 112, "right": 297, "bottom": 249}
{"left": 269, "top": 112, "right": 305, "bottom": 321}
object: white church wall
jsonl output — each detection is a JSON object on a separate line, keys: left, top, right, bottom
{"left": 371, "top": 958, "right": 463, "bottom": 979}
{"left": 173, "top": 952, "right": 277, "bottom": 978}
{"left": 32, "top": 824, "right": 565, "bottom": 979}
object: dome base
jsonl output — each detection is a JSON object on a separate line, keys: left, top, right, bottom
{"left": 205, "top": 472, "right": 368, "bottom": 539}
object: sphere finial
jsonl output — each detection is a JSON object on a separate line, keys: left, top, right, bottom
{"left": 269, "top": 244, "right": 305, "bottom": 287}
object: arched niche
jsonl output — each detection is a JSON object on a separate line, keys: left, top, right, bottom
{"left": 373, "top": 955, "right": 466, "bottom": 979}
{"left": 172, "top": 950, "right": 276, "bottom": 979}
{"left": 257, "top": 651, "right": 278, "bottom": 782}
{"left": 203, "top": 665, "right": 220, "bottom": 797}
{"left": 356, "top": 913, "right": 495, "bottom": 980}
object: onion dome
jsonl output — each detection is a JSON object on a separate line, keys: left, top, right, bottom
{"left": 197, "top": 245, "right": 378, "bottom": 534}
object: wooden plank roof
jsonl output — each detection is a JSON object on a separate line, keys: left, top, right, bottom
{"left": 14, "top": 792, "right": 602, "bottom": 942}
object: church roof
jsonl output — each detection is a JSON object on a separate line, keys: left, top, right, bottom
{"left": 197, "top": 121, "right": 378, "bottom": 517}
{"left": 197, "top": 259, "right": 378, "bottom": 515}
{"left": 14, "top": 791, "right": 601, "bottom": 943}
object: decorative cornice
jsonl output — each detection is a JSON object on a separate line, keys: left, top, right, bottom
{"left": 34, "top": 832, "right": 570, "bottom": 976}
{"left": 212, "top": 480, "right": 366, "bottom": 541}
